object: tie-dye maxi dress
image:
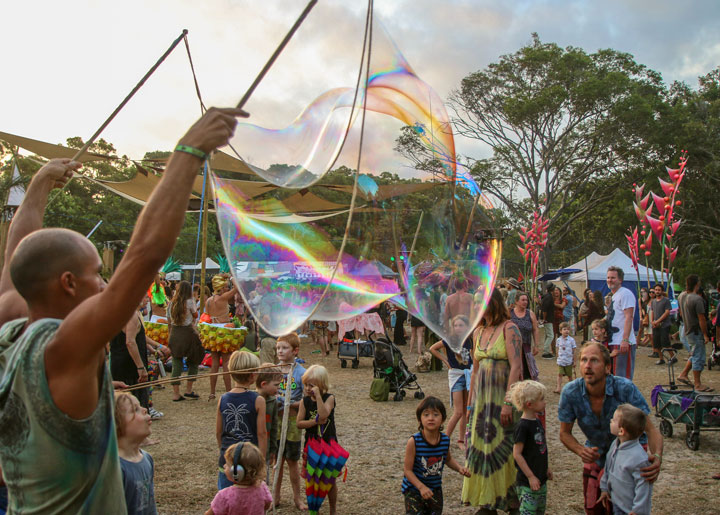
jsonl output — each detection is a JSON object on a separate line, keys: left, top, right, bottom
{"left": 461, "top": 327, "right": 518, "bottom": 510}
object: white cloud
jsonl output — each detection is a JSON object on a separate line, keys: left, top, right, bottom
{"left": 1, "top": 0, "right": 718, "bottom": 166}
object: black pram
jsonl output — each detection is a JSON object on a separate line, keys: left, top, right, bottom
{"left": 372, "top": 335, "right": 424, "bottom": 401}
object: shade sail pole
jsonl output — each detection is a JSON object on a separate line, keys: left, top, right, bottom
{"left": 72, "top": 29, "right": 189, "bottom": 162}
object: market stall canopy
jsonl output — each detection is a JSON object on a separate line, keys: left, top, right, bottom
{"left": 560, "top": 248, "right": 673, "bottom": 330}
{"left": 565, "top": 248, "right": 666, "bottom": 284}
{"left": 537, "top": 268, "right": 581, "bottom": 281}
{"left": 182, "top": 257, "right": 220, "bottom": 270}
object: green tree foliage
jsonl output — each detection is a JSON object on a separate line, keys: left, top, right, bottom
{"left": 658, "top": 68, "right": 720, "bottom": 281}
{"left": 399, "top": 34, "right": 668, "bottom": 268}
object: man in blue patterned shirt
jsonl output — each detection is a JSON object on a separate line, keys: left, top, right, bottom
{"left": 558, "top": 342, "right": 662, "bottom": 514}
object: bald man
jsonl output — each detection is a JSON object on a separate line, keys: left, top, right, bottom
{"left": 0, "top": 107, "right": 247, "bottom": 513}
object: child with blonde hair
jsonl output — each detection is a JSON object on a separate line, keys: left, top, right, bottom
{"left": 510, "top": 380, "right": 553, "bottom": 515}
{"left": 205, "top": 442, "right": 273, "bottom": 515}
{"left": 114, "top": 392, "right": 157, "bottom": 514}
{"left": 216, "top": 351, "right": 267, "bottom": 491}
{"left": 297, "top": 365, "right": 339, "bottom": 514}
{"left": 274, "top": 332, "right": 306, "bottom": 509}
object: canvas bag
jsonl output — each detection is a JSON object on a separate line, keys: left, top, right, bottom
{"left": 369, "top": 377, "right": 389, "bottom": 401}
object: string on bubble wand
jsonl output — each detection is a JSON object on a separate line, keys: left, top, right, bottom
{"left": 218, "top": 0, "right": 380, "bottom": 337}
{"left": 122, "top": 362, "right": 291, "bottom": 392}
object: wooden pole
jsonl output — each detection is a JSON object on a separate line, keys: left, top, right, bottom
{"left": 199, "top": 168, "right": 210, "bottom": 313}
{"left": 235, "top": 1, "right": 317, "bottom": 110}
{"left": 70, "top": 30, "right": 189, "bottom": 164}
{"left": 272, "top": 362, "right": 296, "bottom": 515}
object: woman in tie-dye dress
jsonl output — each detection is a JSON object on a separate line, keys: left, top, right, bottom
{"left": 462, "top": 288, "right": 523, "bottom": 513}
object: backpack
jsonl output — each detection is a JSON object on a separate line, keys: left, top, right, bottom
{"left": 369, "top": 377, "right": 389, "bottom": 402}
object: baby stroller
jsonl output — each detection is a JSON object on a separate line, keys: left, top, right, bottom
{"left": 372, "top": 335, "right": 424, "bottom": 402}
{"left": 708, "top": 337, "right": 720, "bottom": 370}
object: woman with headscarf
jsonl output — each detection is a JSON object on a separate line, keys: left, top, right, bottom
{"left": 204, "top": 273, "right": 239, "bottom": 400}
{"left": 167, "top": 281, "right": 203, "bottom": 401}
{"left": 462, "top": 288, "right": 522, "bottom": 513}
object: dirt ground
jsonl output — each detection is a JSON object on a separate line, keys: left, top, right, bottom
{"left": 148, "top": 330, "right": 720, "bottom": 514}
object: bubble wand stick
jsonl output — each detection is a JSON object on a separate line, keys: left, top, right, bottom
{"left": 235, "top": 0, "right": 318, "bottom": 110}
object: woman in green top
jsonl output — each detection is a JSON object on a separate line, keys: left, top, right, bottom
{"left": 462, "top": 288, "right": 523, "bottom": 513}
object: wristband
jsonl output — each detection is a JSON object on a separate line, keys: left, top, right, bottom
{"left": 175, "top": 144, "right": 207, "bottom": 160}
{"left": 503, "top": 401, "right": 513, "bottom": 407}
{"left": 137, "top": 366, "right": 145, "bottom": 370}
{"left": 653, "top": 453, "right": 662, "bottom": 462}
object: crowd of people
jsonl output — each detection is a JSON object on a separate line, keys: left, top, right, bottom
{"left": 0, "top": 105, "right": 716, "bottom": 514}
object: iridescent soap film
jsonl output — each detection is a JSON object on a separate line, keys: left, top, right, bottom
{"left": 214, "top": 15, "right": 501, "bottom": 350}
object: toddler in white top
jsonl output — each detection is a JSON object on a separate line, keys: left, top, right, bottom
{"left": 554, "top": 322, "right": 576, "bottom": 393}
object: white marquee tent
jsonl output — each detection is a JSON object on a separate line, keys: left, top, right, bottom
{"left": 554, "top": 248, "right": 673, "bottom": 328}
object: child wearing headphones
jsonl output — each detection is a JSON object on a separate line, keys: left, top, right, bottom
{"left": 205, "top": 442, "right": 272, "bottom": 515}
{"left": 297, "top": 365, "right": 338, "bottom": 514}
{"left": 114, "top": 392, "right": 157, "bottom": 514}
{"left": 216, "top": 351, "right": 267, "bottom": 491}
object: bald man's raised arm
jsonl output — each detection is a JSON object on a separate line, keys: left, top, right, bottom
{"left": 0, "top": 159, "right": 77, "bottom": 327}
{"left": 47, "top": 108, "right": 247, "bottom": 418}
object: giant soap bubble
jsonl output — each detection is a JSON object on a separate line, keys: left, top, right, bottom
{"left": 214, "top": 14, "right": 501, "bottom": 351}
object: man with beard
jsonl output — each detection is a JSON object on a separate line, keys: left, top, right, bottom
{"left": 558, "top": 342, "right": 662, "bottom": 514}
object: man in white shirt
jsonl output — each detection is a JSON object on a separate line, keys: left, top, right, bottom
{"left": 606, "top": 266, "right": 636, "bottom": 379}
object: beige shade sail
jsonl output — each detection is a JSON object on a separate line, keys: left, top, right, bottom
{"left": 1, "top": 130, "right": 445, "bottom": 213}
{"left": 0, "top": 130, "right": 115, "bottom": 163}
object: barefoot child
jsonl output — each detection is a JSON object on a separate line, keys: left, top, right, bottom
{"left": 216, "top": 351, "right": 267, "bottom": 490}
{"left": 597, "top": 404, "right": 653, "bottom": 515}
{"left": 274, "top": 333, "right": 307, "bottom": 510}
{"left": 297, "top": 365, "right": 339, "bottom": 515}
{"left": 402, "top": 396, "right": 470, "bottom": 515}
{"left": 510, "top": 380, "right": 553, "bottom": 515}
{"left": 555, "top": 322, "right": 576, "bottom": 393}
{"left": 206, "top": 442, "right": 273, "bottom": 515}
{"left": 256, "top": 365, "right": 283, "bottom": 477}
{"left": 115, "top": 393, "right": 157, "bottom": 514}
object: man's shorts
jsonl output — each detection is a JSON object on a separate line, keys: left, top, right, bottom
{"left": 687, "top": 332, "right": 706, "bottom": 372}
{"left": 558, "top": 365, "right": 573, "bottom": 378}
{"left": 278, "top": 439, "right": 301, "bottom": 461}
{"left": 652, "top": 326, "right": 671, "bottom": 349}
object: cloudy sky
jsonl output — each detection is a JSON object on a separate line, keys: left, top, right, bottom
{"left": 2, "top": 0, "right": 719, "bottom": 169}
